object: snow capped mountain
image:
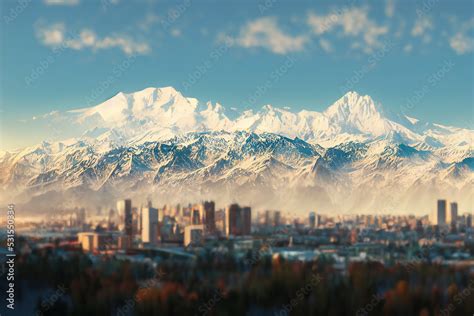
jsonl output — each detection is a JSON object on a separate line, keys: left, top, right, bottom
{"left": 1, "top": 87, "right": 472, "bottom": 214}
{"left": 34, "top": 86, "right": 471, "bottom": 151}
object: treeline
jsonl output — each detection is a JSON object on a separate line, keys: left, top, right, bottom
{"left": 13, "top": 239, "right": 474, "bottom": 315}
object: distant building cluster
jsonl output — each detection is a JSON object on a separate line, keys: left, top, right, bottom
{"left": 434, "top": 200, "right": 467, "bottom": 231}
{"left": 31, "top": 198, "right": 471, "bottom": 257}
{"left": 72, "top": 199, "right": 254, "bottom": 252}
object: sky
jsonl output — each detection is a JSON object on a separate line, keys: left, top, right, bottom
{"left": 0, "top": 0, "right": 473, "bottom": 150}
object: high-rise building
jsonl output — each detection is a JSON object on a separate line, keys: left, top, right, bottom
{"left": 242, "top": 206, "right": 251, "bottom": 235}
{"left": 274, "top": 211, "right": 281, "bottom": 226}
{"left": 132, "top": 207, "right": 140, "bottom": 236}
{"left": 225, "top": 204, "right": 251, "bottom": 237}
{"left": 264, "top": 210, "right": 272, "bottom": 226}
{"left": 192, "top": 209, "right": 201, "bottom": 225}
{"left": 184, "top": 225, "right": 204, "bottom": 247}
{"left": 225, "top": 204, "right": 240, "bottom": 236}
{"left": 449, "top": 202, "right": 458, "bottom": 223}
{"left": 75, "top": 207, "right": 87, "bottom": 227}
{"left": 309, "top": 212, "right": 316, "bottom": 229}
{"left": 117, "top": 199, "right": 133, "bottom": 237}
{"left": 142, "top": 207, "right": 158, "bottom": 245}
{"left": 203, "top": 201, "right": 216, "bottom": 234}
{"left": 435, "top": 200, "right": 447, "bottom": 226}
{"left": 264, "top": 210, "right": 281, "bottom": 227}
{"left": 467, "top": 214, "right": 472, "bottom": 228}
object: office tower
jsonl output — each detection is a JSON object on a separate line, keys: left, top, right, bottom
{"left": 467, "top": 214, "right": 472, "bottom": 228}
{"left": 76, "top": 207, "right": 86, "bottom": 227}
{"left": 132, "top": 207, "right": 140, "bottom": 236}
{"left": 191, "top": 205, "right": 201, "bottom": 225}
{"left": 184, "top": 225, "right": 204, "bottom": 247}
{"left": 225, "top": 204, "right": 240, "bottom": 236}
{"left": 215, "top": 209, "right": 225, "bottom": 232}
{"left": 158, "top": 207, "right": 164, "bottom": 222}
{"left": 265, "top": 210, "right": 272, "bottom": 227}
{"left": 203, "top": 201, "right": 216, "bottom": 233}
{"left": 263, "top": 210, "right": 282, "bottom": 227}
{"left": 225, "top": 204, "right": 251, "bottom": 237}
{"left": 436, "top": 200, "right": 447, "bottom": 226}
{"left": 274, "top": 211, "right": 281, "bottom": 226}
{"left": 242, "top": 207, "right": 251, "bottom": 235}
{"left": 449, "top": 202, "right": 458, "bottom": 223}
{"left": 309, "top": 212, "right": 316, "bottom": 229}
{"left": 142, "top": 206, "right": 158, "bottom": 245}
{"left": 117, "top": 199, "right": 133, "bottom": 237}
{"left": 137, "top": 206, "right": 143, "bottom": 236}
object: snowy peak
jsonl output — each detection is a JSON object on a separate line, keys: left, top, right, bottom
{"left": 1, "top": 82, "right": 473, "bottom": 214}
{"left": 25, "top": 86, "right": 473, "bottom": 152}
{"left": 75, "top": 86, "right": 198, "bottom": 126}
{"left": 324, "top": 91, "right": 383, "bottom": 122}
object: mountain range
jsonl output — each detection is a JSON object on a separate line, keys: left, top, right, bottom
{"left": 1, "top": 87, "right": 472, "bottom": 214}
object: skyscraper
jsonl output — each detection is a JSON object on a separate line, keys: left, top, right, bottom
{"left": 191, "top": 204, "right": 202, "bottom": 225}
{"left": 225, "top": 204, "right": 240, "bottom": 237}
{"left": 436, "top": 200, "right": 447, "bottom": 226}
{"left": 203, "top": 201, "right": 216, "bottom": 234}
{"left": 142, "top": 206, "right": 158, "bottom": 245}
{"left": 449, "top": 202, "right": 458, "bottom": 223}
{"left": 274, "top": 211, "right": 281, "bottom": 226}
{"left": 264, "top": 210, "right": 272, "bottom": 227}
{"left": 242, "top": 206, "right": 251, "bottom": 235}
{"left": 77, "top": 207, "right": 86, "bottom": 227}
{"left": 117, "top": 199, "right": 133, "bottom": 237}
{"left": 309, "top": 212, "right": 316, "bottom": 229}
{"left": 225, "top": 204, "right": 252, "bottom": 237}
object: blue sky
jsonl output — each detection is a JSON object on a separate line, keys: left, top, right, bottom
{"left": 0, "top": 0, "right": 473, "bottom": 150}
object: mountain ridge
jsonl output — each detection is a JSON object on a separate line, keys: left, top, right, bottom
{"left": 12, "top": 86, "right": 472, "bottom": 153}
{"left": 1, "top": 87, "right": 472, "bottom": 214}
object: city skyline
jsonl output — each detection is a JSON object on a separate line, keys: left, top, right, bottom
{"left": 1, "top": 1, "right": 473, "bottom": 315}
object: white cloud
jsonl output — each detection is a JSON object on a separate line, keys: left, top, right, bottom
{"left": 385, "top": 0, "right": 395, "bottom": 18}
{"left": 307, "top": 7, "right": 389, "bottom": 53}
{"left": 306, "top": 11, "right": 340, "bottom": 35}
{"left": 450, "top": 32, "right": 473, "bottom": 55}
{"left": 36, "top": 22, "right": 66, "bottom": 45}
{"left": 222, "top": 17, "right": 309, "bottom": 54}
{"left": 43, "top": 0, "right": 79, "bottom": 5}
{"left": 449, "top": 18, "right": 474, "bottom": 55}
{"left": 411, "top": 16, "right": 433, "bottom": 37}
{"left": 36, "top": 22, "right": 150, "bottom": 55}
{"left": 319, "top": 39, "right": 332, "bottom": 52}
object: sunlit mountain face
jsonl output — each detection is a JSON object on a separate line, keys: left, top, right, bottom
{"left": 0, "top": 87, "right": 472, "bottom": 214}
